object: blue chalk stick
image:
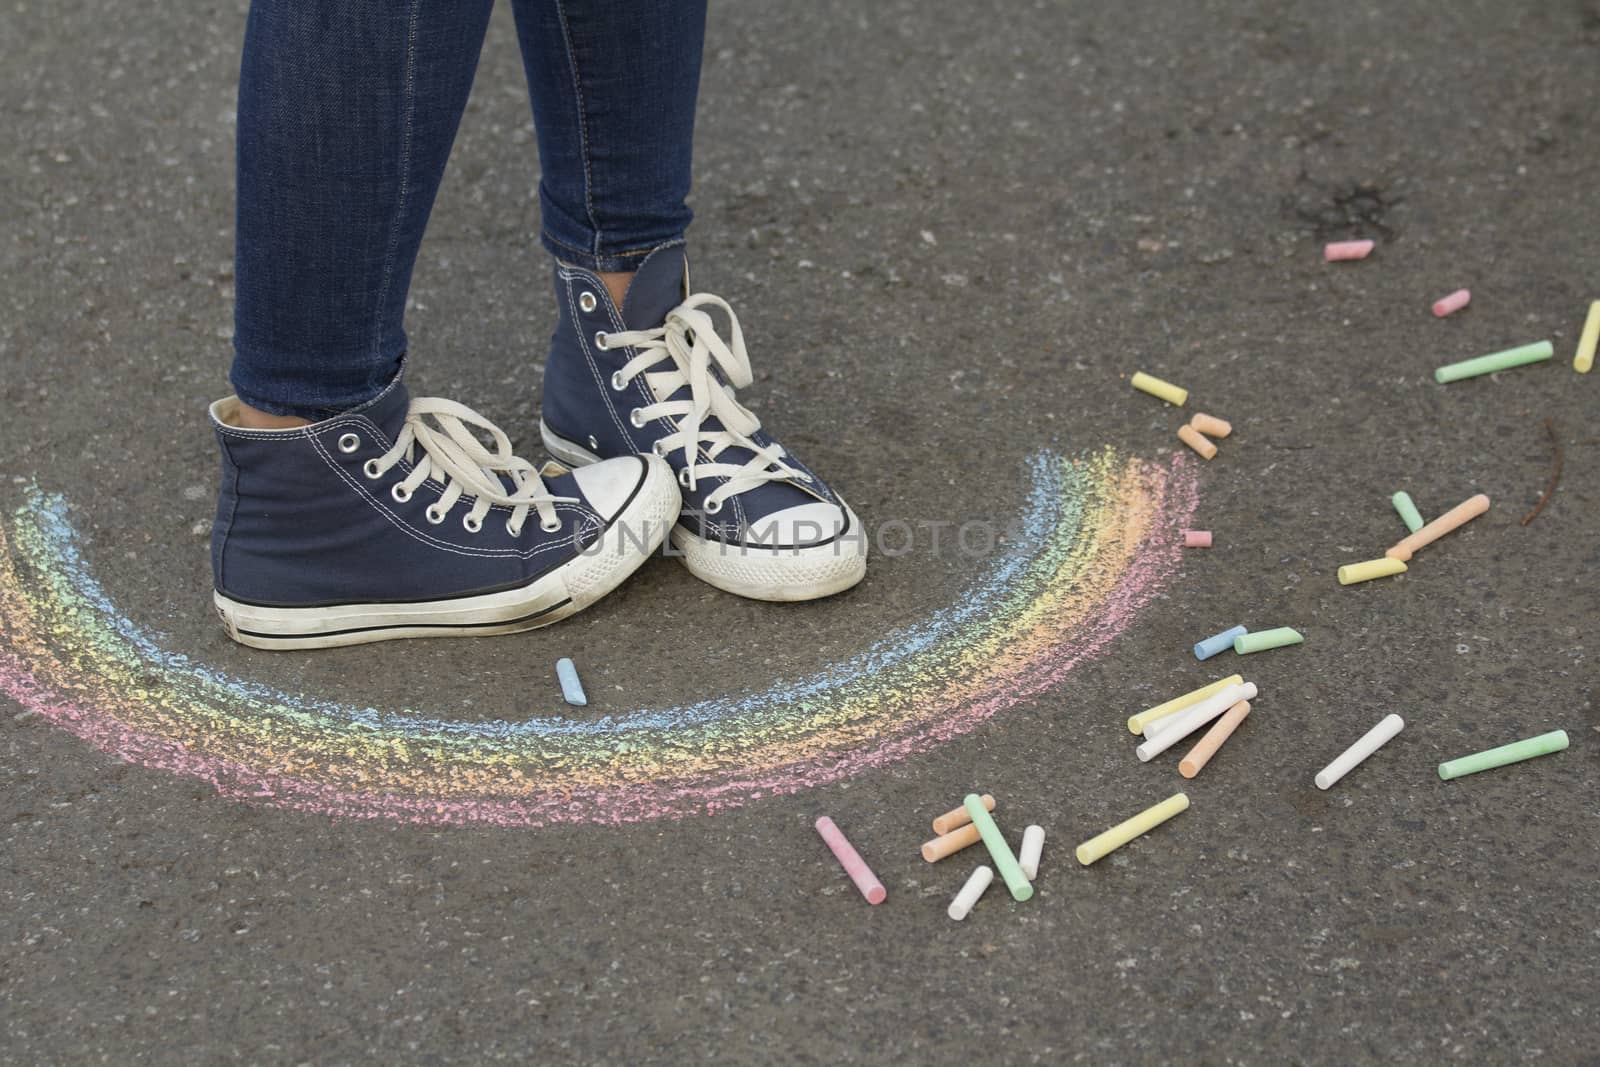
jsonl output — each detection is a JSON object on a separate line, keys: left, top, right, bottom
{"left": 1194, "top": 625, "right": 1249, "bottom": 661}
{"left": 556, "top": 657, "right": 587, "bottom": 706}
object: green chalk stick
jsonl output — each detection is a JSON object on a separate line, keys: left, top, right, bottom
{"left": 964, "top": 793, "right": 1032, "bottom": 902}
{"left": 1434, "top": 340, "right": 1552, "bottom": 383}
{"left": 1391, "top": 491, "right": 1424, "bottom": 533}
{"left": 1233, "top": 627, "right": 1304, "bottom": 654}
{"left": 1438, "top": 729, "right": 1569, "bottom": 781}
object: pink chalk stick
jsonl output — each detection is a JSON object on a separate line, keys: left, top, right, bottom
{"left": 1324, "top": 240, "right": 1375, "bottom": 262}
{"left": 1184, "top": 530, "right": 1213, "bottom": 548}
{"left": 1432, "top": 289, "right": 1471, "bottom": 317}
{"left": 815, "top": 816, "right": 887, "bottom": 904}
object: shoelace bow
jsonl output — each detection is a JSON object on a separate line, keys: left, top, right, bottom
{"left": 605, "top": 293, "right": 811, "bottom": 513}
{"left": 370, "top": 397, "right": 576, "bottom": 536}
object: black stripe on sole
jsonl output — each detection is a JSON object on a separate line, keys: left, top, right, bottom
{"left": 235, "top": 597, "right": 573, "bottom": 642}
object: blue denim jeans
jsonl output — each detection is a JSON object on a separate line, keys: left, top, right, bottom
{"left": 230, "top": 0, "right": 707, "bottom": 419}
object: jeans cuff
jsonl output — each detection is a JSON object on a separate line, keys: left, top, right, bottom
{"left": 540, "top": 231, "right": 684, "bottom": 274}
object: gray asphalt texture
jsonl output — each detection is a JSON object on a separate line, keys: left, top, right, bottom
{"left": 4, "top": 1, "right": 1599, "bottom": 1063}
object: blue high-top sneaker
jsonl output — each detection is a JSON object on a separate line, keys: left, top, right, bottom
{"left": 209, "top": 373, "right": 681, "bottom": 649}
{"left": 539, "top": 245, "right": 867, "bottom": 601}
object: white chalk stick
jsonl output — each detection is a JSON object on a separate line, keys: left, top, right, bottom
{"left": 1018, "top": 825, "right": 1045, "bottom": 881}
{"left": 948, "top": 865, "right": 994, "bottom": 921}
{"left": 1315, "top": 713, "right": 1405, "bottom": 790}
{"left": 1136, "top": 682, "right": 1258, "bottom": 762}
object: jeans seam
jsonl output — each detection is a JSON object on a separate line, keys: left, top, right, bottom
{"left": 552, "top": 0, "right": 603, "bottom": 258}
{"left": 369, "top": 0, "right": 422, "bottom": 365}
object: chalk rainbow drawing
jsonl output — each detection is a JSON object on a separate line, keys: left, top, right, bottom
{"left": 0, "top": 449, "right": 1197, "bottom": 827}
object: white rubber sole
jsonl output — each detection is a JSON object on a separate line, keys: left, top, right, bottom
{"left": 213, "top": 455, "right": 682, "bottom": 650}
{"left": 542, "top": 421, "right": 867, "bottom": 603}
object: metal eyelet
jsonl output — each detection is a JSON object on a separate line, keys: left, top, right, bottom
{"left": 678, "top": 467, "right": 692, "bottom": 488}
{"left": 578, "top": 291, "right": 598, "bottom": 313}
{"left": 363, "top": 459, "right": 382, "bottom": 479}
{"left": 651, "top": 440, "right": 667, "bottom": 457}
{"left": 610, "top": 371, "right": 626, "bottom": 391}
{"left": 337, "top": 432, "right": 361, "bottom": 454}
{"left": 505, "top": 519, "right": 521, "bottom": 537}
{"left": 540, "top": 514, "right": 563, "bottom": 533}
{"left": 594, "top": 331, "right": 608, "bottom": 350}
{"left": 587, "top": 435, "right": 600, "bottom": 451}
{"left": 391, "top": 484, "right": 412, "bottom": 503}
{"left": 425, "top": 504, "right": 446, "bottom": 525}
{"left": 462, "top": 515, "right": 483, "bottom": 533}
{"left": 703, "top": 498, "right": 724, "bottom": 515}
{"left": 629, "top": 408, "right": 646, "bottom": 428}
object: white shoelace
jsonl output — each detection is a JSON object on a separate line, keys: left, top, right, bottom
{"left": 368, "top": 397, "right": 576, "bottom": 536}
{"left": 605, "top": 293, "right": 811, "bottom": 513}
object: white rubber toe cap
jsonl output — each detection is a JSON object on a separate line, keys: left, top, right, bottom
{"left": 570, "top": 456, "right": 648, "bottom": 521}
{"left": 741, "top": 501, "right": 853, "bottom": 548}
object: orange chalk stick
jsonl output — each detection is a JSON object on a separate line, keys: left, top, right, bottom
{"left": 921, "top": 822, "right": 983, "bottom": 863}
{"left": 1177, "top": 424, "right": 1217, "bottom": 460}
{"left": 1189, "top": 413, "right": 1233, "bottom": 438}
{"left": 1178, "top": 700, "right": 1252, "bottom": 778}
{"left": 1386, "top": 493, "right": 1490, "bottom": 562}
{"left": 932, "top": 793, "right": 995, "bottom": 835}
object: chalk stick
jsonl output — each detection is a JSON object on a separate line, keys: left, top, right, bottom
{"left": 1432, "top": 289, "right": 1471, "bottom": 317}
{"left": 947, "top": 865, "right": 994, "bottom": 921}
{"left": 921, "top": 822, "right": 983, "bottom": 863}
{"left": 1131, "top": 371, "right": 1188, "bottom": 406}
{"left": 1438, "top": 729, "right": 1569, "bottom": 781}
{"left": 1193, "top": 625, "right": 1248, "bottom": 661}
{"left": 1019, "top": 825, "right": 1045, "bottom": 881}
{"left": 1179, "top": 699, "right": 1252, "bottom": 778}
{"left": 965, "top": 794, "right": 1033, "bottom": 902}
{"left": 1184, "top": 529, "right": 1213, "bottom": 548}
{"left": 1076, "top": 793, "right": 1190, "bottom": 866}
{"left": 1177, "top": 424, "right": 1217, "bottom": 460}
{"left": 1324, "top": 240, "right": 1374, "bottom": 262}
{"left": 1233, "top": 627, "right": 1303, "bottom": 654}
{"left": 1386, "top": 493, "right": 1489, "bottom": 562}
{"left": 1435, "top": 340, "right": 1552, "bottom": 383}
{"left": 555, "top": 657, "right": 587, "bottom": 706}
{"left": 1137, "top": 684, "right": 1257, "bottom": 761}
{"left": 1391, "top": 491, "right": 1425, "bottom": 533}
{"left": 932, "top": 793, "right": 994, "bottom": 835}
{"left": 1189, "top": 413, "right": 1232, "bottom": 438}
{"left": 814, "top": 816, "right": 886, "bottom": 904}
{"left": 1316, "top": 713, "right": 1405, "bottom": 789}
{"left": 1576, "top": 300, "right": 1599, "bottom": 373}
{"left": 1338, "top": 558, "right": 1408, "bottom": 586}
{"left": 1128, "top": 674, "right": 1244, "bottom": 735}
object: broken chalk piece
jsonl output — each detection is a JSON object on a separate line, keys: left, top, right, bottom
{"left": 1177, "top": 425, "right": 1217, "bottom": 460}
{"left": 1576, "top": 300, "right": 1600, "bottom": 374}
{"left": 1324, "top": 239, "right": 1375, "bottom": 262}
{"left": 1179, "top": 699, "right": 1252, "bottom": 778}
{"left": 814, "top": 816, "right": 887, "bottom": 904}
{"left": 1392, "top": 491, "right": 1425, "bottom": 533}
{"left": 1338, "top": 557, "right": 1408, "bottom": 586}
{"left": 1432, "top": 289, "right": 1471, "bottom": 317}
{"left": 1019, "top": 825, "right": 1045, "bottom": 881}
{"left": 1434, "top": 340, "right": 1552, "bottom": 383}
{"left": 1316, "top": 713, "right": 1405, "bottom": 790}
{"left": 1189, "top": 413, "right": 1233, "bottom": 438}
{"left": 1386, "top": 493, "right": 1490, "bottom": 562}
{"left": 947, "top": 865, "right": 994, "bottom": 921}
{"left": 1076, "top": 792, "right": 1190, "bottom": 866}
{"left": 1131, "top": 371, "right": 1189, "bottom": 406}
{"left": 555, "top": 657, "right": 587, "bottom": 706}
{"left": 932, "top": 793, "right": 994, "bottom": 835}
{"left": 965, "top": 794, "right": 1033, "bottom": 902}
{"left": 1193, "top": 625, "right": 1248, "bottom": 661}
{"left": 1137, "top": 684, "right": 1257, "bottom": 761}
{"left": 1233, "top": 627, "right": 1304, "bottom": 655}
{"left": 1128, "top": 674, "right": 1243, "bottom": 735}
{"left": 1184, "top": 529, "right": 1213, "bottom": 548}
{"left": 1438, "top": 729, "right": 1569, "bottom": 781}
{"left": 921, "top": 822, "right": 983, "bottom": 863}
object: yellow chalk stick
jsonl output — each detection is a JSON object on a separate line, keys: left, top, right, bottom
{"left": 1576, "top": 300, "right": 1600, "bottom": 374}
{"left": 1127, "top": 674, "right": 1243, "bottom": 735}
{"left": 1176, "top": 425, "right": 1217, "bottom": 460}
{"left": 1076, "top": 793, "right": 1190, "bottom": 866}
{"left": 1131, "top": 371, "right": 1188, "bottom": 406}
{"left": 1337, "top": 557, "right": 1408, "bottom": 586}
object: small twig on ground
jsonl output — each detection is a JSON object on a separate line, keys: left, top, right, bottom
{"left": 1521, "top": 417, "right": 1562, "bottom": 526}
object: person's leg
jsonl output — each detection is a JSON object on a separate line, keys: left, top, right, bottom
{"left": 508, "top": 0, "right": 707, "bottom": 302}
{"left": 229, "top": 0, "right": 495, "bottom": 426}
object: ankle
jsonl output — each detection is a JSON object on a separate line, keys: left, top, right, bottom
{"left": 597, "top": 270, "right": 634, "bottom": 310}
{"left": 234, "top": 401, "right": 312, "bottom": 429}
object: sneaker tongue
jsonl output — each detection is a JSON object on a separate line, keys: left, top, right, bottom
{"left": 621, "top": 245, "right": 689, "bottom": 330}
